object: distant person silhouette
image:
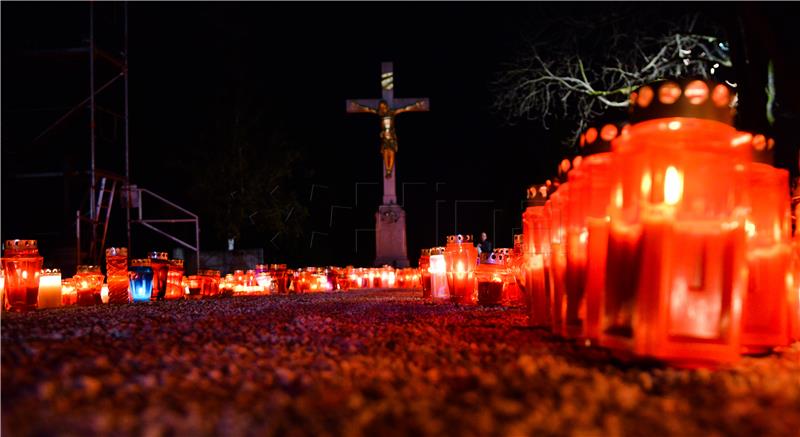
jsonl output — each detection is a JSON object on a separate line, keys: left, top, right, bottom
{"left": 477, "top": 232, "right": 493, "bottom": 262}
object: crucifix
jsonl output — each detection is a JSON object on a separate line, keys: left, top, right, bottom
{"left": 346, "top": 62, "right": 430, "bottom": 205}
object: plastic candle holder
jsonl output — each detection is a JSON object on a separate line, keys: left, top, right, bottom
{"left": 2, "top": 239, "right": 44, "bottom": 312}
{"left": 129, "top": 259, "right": 154, "bottom": 303}
{"left": 740, "top": 161, "right": 792, "bottom": 353}
{"left": 165, "top": 259, "right": 185, "bottom": 300}
{"left": 428, "top": 247, "right": 449, "bottom": 300}
{"left": 444, "top": 235, "right": 477, "bottom": 305}
{"left": 74, "top": 265, "right": 104, "bottom": 306}
{"left": 38, "top": 269, "right": 62, "bottom": 309}
{"left": 602, "top": 78, "right": 745, "bottom": 366}
{"left": 148, "top": 252, "right": 170, "bottom": 301}
{"left": 106, "top": 247, "right": 129, "bottom": 304}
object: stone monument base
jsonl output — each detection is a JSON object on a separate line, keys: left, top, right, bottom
{"left": 374, "top": 204, "right": 410, "bottom": 268}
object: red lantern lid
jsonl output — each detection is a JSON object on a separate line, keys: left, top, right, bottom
{"left": 578, "top": 120, "right": 626, "bottom": 156}
{"left": 446, "top": 234, "right": 473, "bottom": 244}
{"left": 732, "top": 132, "right": 775, "bottom": 165}
{"left": 526, "top": 184, "right": 549, "bottom": 206}
{"left": 628, "top": 78, "right": 735, "bottom": 125}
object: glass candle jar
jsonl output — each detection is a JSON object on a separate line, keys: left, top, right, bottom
{"left": 74, "top": 265, "right": 104, "bottom": 306}
{"left": 419, "top": 248, "right": 432, "bottom": 298}
{"left": 38, "top": 269, "right": 62, "bottom": 309}
{"left": 476, "top": 252, "right": 504, "bottom": 306}
{"left": 61, "top": 277, "right": 77, "bottom": 306}
{"left": 106, "top": 247, "right": 130, "bottom": 304}
{"left": 129, "top": 259, "right": 154, "bottom": 303}
{"left": 148, "top": 252, "right": 170, "bottom": 301}
{"left": 602, "top": 81, "right": 746, "bottom": 366}
{"left": 740, "top": 162, "right": 792, "bottom": 353}
{"left": 186, "top": 275, "right": 202, "bottom": 298}
{"left": 270, "top": 264, "right": 288, "bottom": 294}
{"left": 428, "top": 247, "right": 449, "bottom": 300}
{"left": 166, "top": 259, "right": 185, "bottom": 300}
{"left": 2, "top": 239, "right": 44, "bottom": 312}
{"left": 444, "top": 234, "right": 478, "bottom": 305}
{"left": 198, "top": 269, "right": 221, "bottom": 297}
{"left": 523, "top": 204, "right": 552, "bottom": 328}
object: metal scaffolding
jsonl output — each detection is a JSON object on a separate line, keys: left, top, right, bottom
{"left": 20, "top": 1, "right": 201, "bottom": 272}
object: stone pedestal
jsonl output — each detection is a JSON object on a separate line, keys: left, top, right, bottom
{"left": 375, "top": 204, "right": 409, "bottom": 268}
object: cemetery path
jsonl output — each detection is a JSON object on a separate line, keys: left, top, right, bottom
{"left": 2, "top": 290, "right": 800, "bottom": 436}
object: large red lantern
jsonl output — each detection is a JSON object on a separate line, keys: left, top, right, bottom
{"left": 602, "top": 78, "right": 746, "bottom": 366}
{"left": 445, "top": 234, "right": 478, "bottom": 304}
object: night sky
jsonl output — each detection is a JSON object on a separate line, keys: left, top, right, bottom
{"left": 3, "top": 2, "right": 799, "bottom": 269}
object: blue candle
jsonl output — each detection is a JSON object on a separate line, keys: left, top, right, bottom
{"left": 129, "top": 264, "right": 153, "bottom": 303}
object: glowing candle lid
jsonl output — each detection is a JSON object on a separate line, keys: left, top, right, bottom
{"left": 732, "top": 132, "right": 776, "bottom": 165}
{"left": 628, "top": 78, "right": 735, "bottom": 125}
{"left": 41, "top": 268, "right": 61, "bottom": 276}
{"left": 429, "top": 247, "right": 446, "bottom": 255}
{"left": 106, "top": 247, "right": 128, "bottom": 257}
{"left": 148, "top": 251, "right": 169, "bottom": 260}
{"left": 4, "top": 239, "right": 38, "bottom": 250}
{"left": 198, "top": 268, "right": 220, "bottom": 276}
{"left": 130, "top": 258, "right": 151, "bottom": 267}
{"left": 76, "top": 265, "right": 102, "bottom": 274}
{"left": 170, "top": 259, "right": 185, "bottom": 267}
{"left": 578, "top": 119, "right": 626, "bottom": 156}
{"left": 526, "top": 184, "right": 549, "bottom": 206}
{"left": 420, "top": 248, "right": 431, "bottom": 257}
{"left": 446, "top": 234, "right": 473, "bottom": 244}
{"left": 487, "top": 248, "right": 512, "bottom": 264}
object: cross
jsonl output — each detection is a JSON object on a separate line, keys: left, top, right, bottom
{"left": 346, "top": 62, "right": 430, "bottom": 205}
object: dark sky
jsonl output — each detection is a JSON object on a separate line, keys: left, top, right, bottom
{"left": 3, "top": 2, "right": 799, "bottom": 268}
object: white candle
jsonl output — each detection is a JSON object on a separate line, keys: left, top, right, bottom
{"left": 38, "top": 270, "right": 62, "bottom": 309}
{"left": 101, "top": 284, "right": 109, "bottom": 304}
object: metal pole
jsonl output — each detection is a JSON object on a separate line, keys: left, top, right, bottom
{"left": 124, "top": 2, "right": 131, "bottom": 253}
{"left": 89, "top": 1, "right": 96, "bottom": 221}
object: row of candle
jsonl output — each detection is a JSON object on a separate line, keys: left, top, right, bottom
{"left": 0, "top": 244, "right": 423, "bottom": 310}
{"left": 514, "top": 78, "right": 799, "bottom": 366}
{"left": 417, "top": 238, "right": 523, "bottom": 307}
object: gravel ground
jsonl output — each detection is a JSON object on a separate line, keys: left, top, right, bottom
{"left": 2, "top": 289, "right": 800, "bottom": 437}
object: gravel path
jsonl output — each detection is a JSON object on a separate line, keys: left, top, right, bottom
{"left": 2, "top": 290, "right": 800, "bottom": 436}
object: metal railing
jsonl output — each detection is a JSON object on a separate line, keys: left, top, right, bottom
{"left": 132, "top": 187, "right": 200, "bottom": 273}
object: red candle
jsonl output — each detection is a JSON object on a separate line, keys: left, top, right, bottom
{"left": 740, "top": 162, "right": 792, "bottom": 353}
{"left": 547, "top": 185, "right": 569, "bottom": 336}
{"left": 445, "top": 235, "right": 477, "bottom": 304}
{"left": 602, "top": 79, "right": 746, "bottom": 366}
{"left": 522, "top": 189, "right": 552, "bottom": 327}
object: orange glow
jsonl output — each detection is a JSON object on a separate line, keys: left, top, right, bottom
{"left": 752, "top": 135, "right": 766, "bottom": 151}
{"left": 579, "top": 133, "right": 586, "bottom": 147}
{"left": 560, "top": 159, "right": 571, "bottom": 174}
{"left": 667, "top": 120, "right": 682, "bottom": 131}
{"left": 711, "top": 84, "right": 730, "bottom": 107}
{"left": 659, "top": 82, "right": 681, "bottom": 104}
{"left": 684, "top": 80, "right": 709, "bottom": 105}
{"left": 572, "top": 156, "right": 583, "bottom": 169}
{"left": 600, "top": 124, "right": 618, "bottom": 141}
{"left": 585, "top": 127, "right": 598, "bottom": 144}
{"left": 664, "top": 166, "right": 683, "bottom": 206}
{"left": 731, "top": 133, "right": 753, "bottom": 147}
{"left": 637, "top": 86, "right": 654, "bottom": 107}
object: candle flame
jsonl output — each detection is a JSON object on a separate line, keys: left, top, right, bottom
{"left": 456, "top": 261, "right": 465, "bottom": 273}
{"left": 640, "top": 171, "right": 652, "bottom": 198}
{"left": 667, "top": 120, "right": 682, "bottom": 131}
{"left": 664, "top": 166, "right": 683, "bottom": 206}
{"left": 614, "top": 183, "right": 624, "bottom": 209}
{"left": 744, "top": 220, "right": 756, "bottom": 238}
{"left": 22, "top": 270, "right": 28, "bottom": 280}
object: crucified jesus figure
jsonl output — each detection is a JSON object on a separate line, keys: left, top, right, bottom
{"left": 348, "top": 99, "right": 428, "bottom": 178}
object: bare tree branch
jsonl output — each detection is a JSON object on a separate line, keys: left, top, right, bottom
{"left": 492, "top": 10, "right": 732, "bottom": 147}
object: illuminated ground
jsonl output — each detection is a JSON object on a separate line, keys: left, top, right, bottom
{"left": 2, "top": 290, "right": 799, "bottom": 436}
